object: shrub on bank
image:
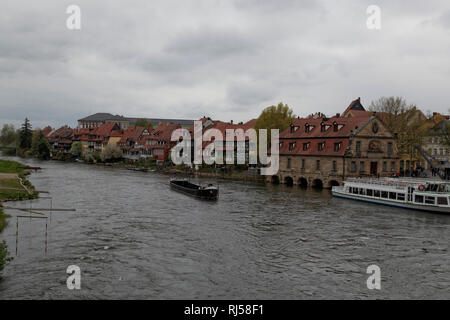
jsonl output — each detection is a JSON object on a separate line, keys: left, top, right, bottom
{"left": 0, "top": 240, "right": 13, "bottom": 277}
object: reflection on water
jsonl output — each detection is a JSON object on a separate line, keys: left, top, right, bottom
{"left": 0, "top": 157, "right": 449, "bottom": 299}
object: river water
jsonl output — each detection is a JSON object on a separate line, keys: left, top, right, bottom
{"left": 0, "top": 156, "right": 449, "bottom": 299}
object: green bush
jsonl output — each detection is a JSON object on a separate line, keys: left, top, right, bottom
{"left": 0, "top": 240, "right": 13, "bottom": 276}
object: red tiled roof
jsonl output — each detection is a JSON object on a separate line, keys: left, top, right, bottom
{"left": 342, "top": 97, "right": 367, "bottom": 117}
{"left": 95, "top": 123, "right": 123, "bottom": 138}
{"left": 280, "top": 114, "right": 371, "bottom": 139}
{"left": 43, "top": 126, "right": 53, "bottom": 137}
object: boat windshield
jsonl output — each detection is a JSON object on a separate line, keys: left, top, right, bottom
{"left": 427, "top": 183, "right": 450, "bottom": 193}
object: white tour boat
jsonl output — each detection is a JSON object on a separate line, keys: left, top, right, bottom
{"left": 332, "top": 177, "right": 450, "bottom": 214}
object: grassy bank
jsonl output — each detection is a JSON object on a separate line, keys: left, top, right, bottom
{"left": 0, "top": 159, "right": 38, "bottom": 232}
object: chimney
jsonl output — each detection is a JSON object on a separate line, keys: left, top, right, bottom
{"left": 336, "top": 113, "right": 340, "bottom": 118}
{"left": 230, "top": 120, "right": 233, "bottom": 124}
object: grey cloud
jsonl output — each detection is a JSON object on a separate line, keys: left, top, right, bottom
{"left": 1, "top": 0, "right": 450, "bottom": 130}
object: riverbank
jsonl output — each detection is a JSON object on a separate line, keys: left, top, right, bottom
{"left": 73, "top": 159, "right": 266, "bottom": 183}
{"left": 0, "top": 159, "right": 38, "bottom": 232}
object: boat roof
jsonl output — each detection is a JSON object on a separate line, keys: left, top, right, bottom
{"left": 346, "top": 177, "right": 448, "bottom": 185}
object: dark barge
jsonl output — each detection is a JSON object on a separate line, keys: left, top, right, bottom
{"left": 170, "top": 179, "right": 218, "bottom": 200}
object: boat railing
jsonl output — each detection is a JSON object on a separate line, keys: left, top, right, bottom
{"left": 345, "top": 178, "right": 412, "bottom": 190}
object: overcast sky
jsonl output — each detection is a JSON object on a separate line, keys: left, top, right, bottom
{"left": 1, "top": 0, "right": 450, "bottom": 129}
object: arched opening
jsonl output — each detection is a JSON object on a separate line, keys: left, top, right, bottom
{"left": 312, "top": 179, "right": 323, "bottom": 189}
{"left": 271, "top": 175, "right": 280, "bottom": 185}
{"left": 284, "top": 176, "right": 294, "bottom": 186}
{"left": 329, "top": 180, "right": 340, "bottom": 188}
{"left": 298, "top": 177, "right": 308, "bottom": 188}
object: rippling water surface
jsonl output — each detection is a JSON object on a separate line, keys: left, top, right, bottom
{"left": 0, "top": 157, "right": 449, "bottom": 299}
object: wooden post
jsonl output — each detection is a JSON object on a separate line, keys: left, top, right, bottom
{"left": 45, "top": 220, "right": 48, "bottom": 256}
{"left": 16, "top": 216, "right": 19, "bottom": 256}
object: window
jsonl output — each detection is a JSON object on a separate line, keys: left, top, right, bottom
{"left": 287, "top": 158, "right": 292, "bottom": 169}
{"left": 333, "top": 160, "right": 337, "bottom": 172}
{"left": 383, "top": 161, "right": 387, "bottom": 172}
{"left": 321, "top": 124, "right": 326, "bottom": 132}
{"left": 367, "top": 189, "right": 373, "bottom": 196}
{"left": 425, "top": 196, "right": 435, "bottom": 205}
{"left": 316, "top": 160, "right": 320, "bottom": 170}
{"left": 301, "top": 159, "right": 305, "bottom": 169}
{"left": 334, "top": 142, "right": 341, "bottom": 152}
{"left": 388, "top": 142, "right": 392, "bottom": 153}
{"left": 333, "top": 123, "right": 338, "bottom": 132}
{"left": 381, "top": 191, "right": 388, "bottom": 199}
{"left": 351, "top": 161, "right": 356, "bottom": 173}
{"left": 359, "top": 188, "right": 365, "bottom": 195}
{"left": 398, "top": 194, "right": 405, "bottom": 201}
{"left": 303, "top": 143, "right": 310, "bottom": 151}
{"left": 400, "top": 161, "right": 404, "bottom": 171}
{"left": 305, "top": 124, "right": 310, "bottom": 133}
{"left": 360, "top": 161, "right": 365, "bottom": 173}
{"left": 389, "top": 192, "right": 396, "bottom": 200}
{"left": 289, "top": 142, "right": 296, "bottom": 151}
{"left": 356, "top": 141, "right": 361, "bottom": 153}
{"left": 415, "top": 195, "right": 424, "bottom": 203}
{"left": 318, "top": 142, "right": 324, "bottom": 151}
{"left": 437, "top": 197, "right": 448, "bottom": 205}
{"left": 290, "top": 125, "right": 295, "bottom": 133}
{"left": 391, "top": 161, "right": 395, "bottom": 172}
{"left": 374, "top": 190, "right": 380, "bottom": 197}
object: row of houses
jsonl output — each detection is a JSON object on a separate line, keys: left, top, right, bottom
{"left": 44, "top": 115, "right": 258, "bottom": 163}
{"left": 43, "top": 98, "right": 450, "bottom": 186}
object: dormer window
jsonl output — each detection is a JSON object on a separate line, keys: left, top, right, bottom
{"left": 333, "top": 122, "right": 338, "bottom": 132}
{"left": 305, "top": 124, "right": 310, "bottom": 133}
{"left": 303, "top": 142, "right": 310, "bottom": 151}
{"left": 289, "top": 142, "right": 296, "bottom": 151}
{"left": 290, "top": 125, "right": 299, "bottom": 133}
{"left": 318, "top": 142, "right": 325, "bottom": 151}
{"left": 334, "top": 142, "right": 341, "bottom": 152}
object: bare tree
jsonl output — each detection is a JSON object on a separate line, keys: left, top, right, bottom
{"left": 369, "top": 96, "right": 427, "bottom": 165}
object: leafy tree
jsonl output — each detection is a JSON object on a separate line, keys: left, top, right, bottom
{"left": 134, "top": 118, "right": 153, "bottom": 128}
{"left": 0, "top": 124, "right": 17, "bottom": 146}
{"left": 31, "top": 130, "right": 50, "bottom": 160}
{"left": 70, "top": 142, "right": 83, "bottom": 156}
{"left": 19, "top": 118, "right": 32, "bottom": 150}
{"left": 254, "top": 102, "right": 295, "bottom": 149}
{"left": 100, "top": 144, "right": 123, "bottom": 162}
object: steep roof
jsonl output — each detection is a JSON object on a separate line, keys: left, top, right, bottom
{"left": 119, "top": 126, "right": 151, "bottom": 144}
{"left": 149, "top": 122, "right": 181, "bottom": 141}
{"left": 128, "top": 117, "right": 193, "bottom": 127}
{"left": 280, "top": 114, "right": 372, "bottom": 139}
{"left": 95, "top": 123, "right": 123, "bottom": 138}
{"left": 342, "top": 97, "right": 369, "bottom": 117}
{"left": 78, "top": 113, "right": 127, "bottom": 122}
